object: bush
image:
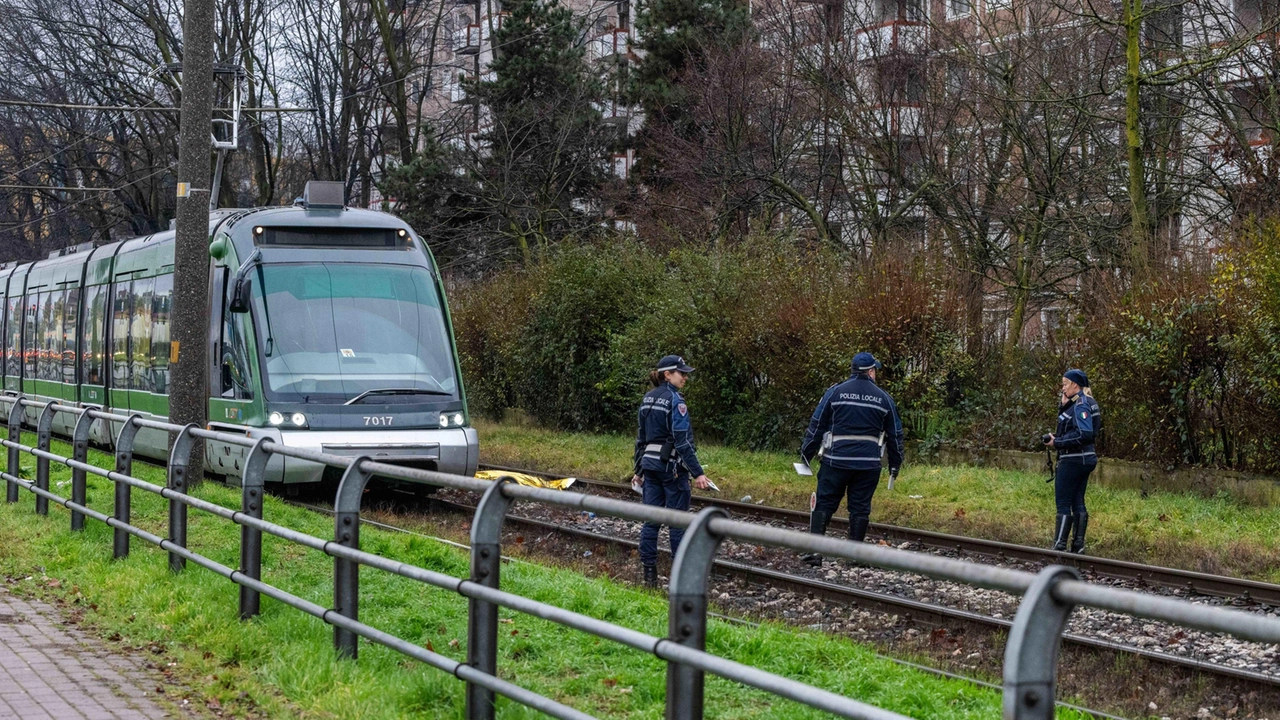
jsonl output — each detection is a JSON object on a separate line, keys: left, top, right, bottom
{"left": 452, "top": 235, "right": 966, "bottom": 451}
{"left": 449, "top": 225, "right": 1280, "bottom": 473}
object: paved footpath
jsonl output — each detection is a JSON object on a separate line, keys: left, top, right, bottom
{"left": 0, "top": 588, "right": 170, "bottom": 720}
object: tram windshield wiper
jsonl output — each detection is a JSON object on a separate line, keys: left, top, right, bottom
{"left": 344, "top": 388, "right": 453, "bottom": 405}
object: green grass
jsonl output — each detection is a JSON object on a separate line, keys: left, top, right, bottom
{"left": 0, "top": 436, "right": 1058, "bottom": 720}
{"left": 475, "top": 419, "right": 1280, "bottom": 583}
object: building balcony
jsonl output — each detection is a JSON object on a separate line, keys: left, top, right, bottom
{"left": 872, "top": 105, "right": 923, "bottom": 136}
{"left": 452, "top": 24, "right": 481, "bottom": 54}
{"left": 589, "top": 28, "right": 631, "bottom": 61}
{"left": 854, "top": 22, "right": 928, "bottom": 61}
{"left": 1218, "top": 43, "right": 1270, "bottom": 84}
{"left": 445, "top": 72, "right": 470, "bottom": 103}
{"left": 594, "top": 99, "right": 632, "bottom": 126}
{"left": 612, "top": 151, "right": 634, "bottom": 179}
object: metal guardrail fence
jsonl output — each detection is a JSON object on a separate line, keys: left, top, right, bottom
{"left": 0, "top": 395, "right": 1278, "bottom": 720}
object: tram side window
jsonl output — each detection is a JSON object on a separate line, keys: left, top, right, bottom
{"left": 111, "top": 283, "right": 131, "bottom": 390}
{"left": 82, "top": 285, "right": 107, "bottom": 386}
{"left": 39, "top": 290, "right": 60, "bottom": 381}
{"left": 221, "top": 311, "right": 254, "bottom": 400}
{"left": 0, "top": 294, "right": 6, "bottom": 376}
{"left": 0, "top": 294, "right": 6, "bottom": 378}
{"left": 61, "top": 287, "right": 78, "bottom": 384}
{"left": 130, "top": 278, "right": 154, "bottom": 393}
{"left": 23, "top": 293, "right": 39, "bottom": 380}
{"left": 150, "top": 274, "right": 172, "bottom": 394}
{"left": 6, "top": 295, "right": 20, "bottom": 378}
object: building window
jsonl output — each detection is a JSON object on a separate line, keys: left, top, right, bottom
{"left": 947, "top": 0, "right": 972, "bottom": 19}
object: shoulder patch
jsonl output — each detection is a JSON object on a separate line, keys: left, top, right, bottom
{"left": 677, "top": 403, "right": 688, "bottom": 417}
{"left": 1081, "top": 411, "right": 1088, "bottom": 419}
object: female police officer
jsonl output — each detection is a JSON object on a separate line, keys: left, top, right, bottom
{"left": 1046, "top": 368, "right": 1102, "bottom": 554}
{"left": 631, "top": 355, "right": 712, "bottom": 588}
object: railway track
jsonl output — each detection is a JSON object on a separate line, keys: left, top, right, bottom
{"left": 479, "top": 462, "right": 1280, "bottom": 607}
{"left": 420, "top": 493, "right": 1280, "bottom": 689}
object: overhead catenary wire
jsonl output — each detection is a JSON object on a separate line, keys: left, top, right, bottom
{"left": 0, "top": 185, "right": 116, "bottom": 192}
{"left": 0, "top": 99, "right": 314, "bottom": 113}
{"left": 0, "top": 164, "right": 175, "bottom": 234}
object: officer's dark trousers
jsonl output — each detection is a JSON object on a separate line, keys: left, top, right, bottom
{"left": 814, "top": 465, "right": 881, "bottom": 519}
{"left": 639, "top": 470, "right": 691, "bottom": 567}
{"left": 1054, "top": 458, "right": 1095, "bottom": 515}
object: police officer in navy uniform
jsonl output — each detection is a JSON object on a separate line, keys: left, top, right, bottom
{"left": 799, "top": 352, "right": 904, "bottom": 565}
{"left": 1046, "top": 368, "right": 1102, "bottom": 554}
{"left": 632, "top": 355, "right": 711, "bottom": 588}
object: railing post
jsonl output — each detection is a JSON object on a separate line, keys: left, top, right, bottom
{"left": 1003, "top": 565, "right": 1080, "bottom": 720}
{"left": 466, "top": 477, "right": 514, "bottom": 720}
{"left": 665, "top": 507, "right": 728, "bottom": 720}
{"left": 239, "top": 438, "right": 272, "bottom": 620}
{"left": 5, "top": 398, "right": 21, "bottom": 504}
{"left": 166, "top": 424, "right": 197, "bottom": 573}
{"left": 69, "top": 409, "right": 95, "bottom": 531}
{"left": 112, "top": 415, "right": 142, "bottom": 559}
{"left": 333, "top": 456, "right": 373, "bottom": 659}
{"left": 34, "top": 401, "right": 56, "bottom": 516}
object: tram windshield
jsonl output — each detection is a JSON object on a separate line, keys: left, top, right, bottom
{"left": 248, "top": 262, "right": 457, "bottom": 403}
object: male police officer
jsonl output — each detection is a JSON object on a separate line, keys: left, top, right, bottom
{"left": 798, "top": 352, "right": 904, "bottom": 565}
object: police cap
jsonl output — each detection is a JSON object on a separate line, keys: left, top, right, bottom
{"left": 656, "top": 355, "right": 695, "bottom": 373}
{"left": 1063, "top": 368, "right": 1090, "bottom": 387}
{"left": 851, "top": 352, "right": 882, "bottom": 373}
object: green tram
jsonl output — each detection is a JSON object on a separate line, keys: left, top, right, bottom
{"left": 0, "top": 181, "right": 477, "bottom": 488}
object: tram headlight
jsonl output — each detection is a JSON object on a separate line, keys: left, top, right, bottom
{"left": 438, "top": 412, "right": 466, "bottom": 428}
{"left": 291, "top": 413, "right": 307, "bottom": 427}
{"left": 268, "top": 412, "right": 285, "bottom": 426}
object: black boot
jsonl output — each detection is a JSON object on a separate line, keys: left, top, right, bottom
{"left": 840, "top": 516, "right": 873, "bottom": 569}
{"left": 642, "top": 564, "right": 657, "bottom": 588}
{"left": 849, "top": 516, "right": 870, "bottom": 543}
{"left": 1070, "top": 513, "right": 1088, "bottom": 554}
{"left": 803, "top": 511, "right": 832, "bottom": 566}
{"left": 1052, "top": 514, "right": 1073, "bottom": 552}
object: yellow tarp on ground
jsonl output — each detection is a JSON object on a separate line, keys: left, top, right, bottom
{"left": 474, "top": 470, "right": 577, "bottom": 490}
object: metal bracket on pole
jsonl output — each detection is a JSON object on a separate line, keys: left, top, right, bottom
{"left": 34, "top": 401, "right": 56, "bottom": 516}
{"left": 5, "top": 398, "right": 22, "bottom": 503}
{"left": 1003, "top": 565, "right": 1080, "bottom": 720}
{"left": 166, "top": 424, "right": 198, "bottom": 573}
{"left": 665, "top": 507, "right": 728, "bottom": 720}
{"left": 69, "top": 410, "right": 95, "bottom": 531}
{"left": 466, "top": 476, "right": 514, "bottom": 720}
{"left": 238, "top": 437, "right": 272, "bottom": 619}
{"left": 333, "top": 456, "right": 373, "bottom": 659}
{"left": 112, "top": 415, "right": 142, "bottom": 559}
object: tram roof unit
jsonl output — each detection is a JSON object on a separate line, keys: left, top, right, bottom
{"left": 215, "top": 202, "right": 427, "bottom": 272}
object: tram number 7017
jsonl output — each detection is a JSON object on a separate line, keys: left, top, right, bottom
{"left": 363, "top": 416, "right": 394, "bottom": 426}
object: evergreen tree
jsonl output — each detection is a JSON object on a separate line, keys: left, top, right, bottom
{"left": 471, "top": 0, "right": 613, "bottom": 263}
{"left": 629, "top": 0, "right": 752, "bottom": 134}
{"left": 378, "top": 129, "right": 481, "bottom": 268}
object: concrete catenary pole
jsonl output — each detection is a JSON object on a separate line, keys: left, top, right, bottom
{"left": 171, "top": 0, "right": 216, "bottom": 477}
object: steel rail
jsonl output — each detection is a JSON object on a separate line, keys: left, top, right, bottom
{"left": 478, "top": 463, "right": 1280, "bottom": 605}
{"left": 428, "top": 496, "right": 1280, "bottom": 688}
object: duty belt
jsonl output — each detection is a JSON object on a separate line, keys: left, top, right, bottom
{"left": 829, "top": 434, "right": 884, "bottom": 445}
